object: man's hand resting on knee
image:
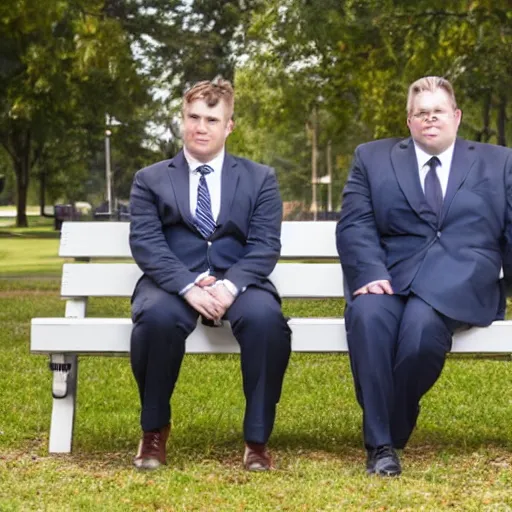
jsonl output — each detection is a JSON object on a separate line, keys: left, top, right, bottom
{"left": 183, "top": 285, "right": 224, "bottom": 320}
{"left": 354, "top": 280, "right": 394, "bottom": 296}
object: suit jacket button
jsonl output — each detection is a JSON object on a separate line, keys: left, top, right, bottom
{"left": 436, "top": 231, "right": 441, "bottom": 238}
{"left": 208, "top": 241, "right": 212, "bottom": 246}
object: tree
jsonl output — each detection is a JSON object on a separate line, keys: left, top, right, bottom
{"left": 0, "top": 0, "right": 152, "bottom": 226}
{"left": 233, "top": 0, "right": 512, "bottom": 212}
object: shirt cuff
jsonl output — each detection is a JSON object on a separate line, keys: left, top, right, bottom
{"left": 179, "top": 282, "right": 195, "bottom": 296}
{"left": 179, "top": 271, "right": 211, "bottom": 296}
{"left": 220, "top": 279, "right": 238, "bottom": 297}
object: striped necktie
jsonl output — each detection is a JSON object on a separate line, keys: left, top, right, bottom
{"left": 424, "top": 156, "right": 443, "bottom": 216}
{"left": 194, "top": 165, "right": 216, "bottom": 238}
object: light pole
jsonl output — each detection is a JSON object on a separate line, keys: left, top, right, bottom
{"left": 310, "top": 105, "right": 318, "bottom": 221}
{"left": 105, "top": 129, "right": 112, "bottom": 216}
{"left": 327, "top": 139, "right": 332, "bottom": 212}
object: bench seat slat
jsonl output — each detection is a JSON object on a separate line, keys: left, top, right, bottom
{"left": 61, "top": 263, "right": 345, "bottom": 298}
{"left": 59, "top": 221, "right": 339, "bottom": 259}
{"left": 31, "top": 318, "right": 512, "bottom": 355}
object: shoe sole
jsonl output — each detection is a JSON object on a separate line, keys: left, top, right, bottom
{"left": 245, "top": 464, "right": 271, "bottom": 472}
{"left": 367, "top": 469, "right": 401, "bottom": 477}
{"left": 133, "top": 458, "right": 165, "bottom": 470}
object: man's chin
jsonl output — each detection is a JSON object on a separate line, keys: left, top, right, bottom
{"left": 188, "top": 147, "right": 213, "bottom": 162}
{"left": 416, "top": 138, "right": 446, "bottom": 155}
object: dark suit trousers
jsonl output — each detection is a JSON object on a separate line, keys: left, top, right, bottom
{"left": 345, "top": 294, "right": 467, "bottom": 450}
{"left": 130, "top": 277, "right": 291, "bottom": 444}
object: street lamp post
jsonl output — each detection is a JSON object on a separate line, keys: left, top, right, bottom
{"left": 105, "top": 129, "right": 112, "bottom": 216}
{"left": 327, "top": 140, "right": 333, "bottom": 212}
{"left": 311, "top": 105, "right": 318, "bottom": 221}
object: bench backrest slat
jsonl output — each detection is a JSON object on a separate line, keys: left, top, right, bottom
{"left": 61, "top": 263, "right": 345, "bottom": 298}
{"left": 59, "top": 221, "right": 339, "bottom": 259}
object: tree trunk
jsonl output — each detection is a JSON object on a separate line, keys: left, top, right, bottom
{"left": 39, "top": 169, "right": 46, "bottom": 217}
{"left": 39, "top": 168, "right": 54, "bottom": 218}
{"left": 16, "top": 165, "right": 28, "bottom": 227}
{"left": 497, "top": 95, "right": 507, "bottom": 147}
{"left": 478, "top": 93, "right": 492, "bottom": 143}
{"left": 8, "top": 127, "right": 32, "bottom": 227}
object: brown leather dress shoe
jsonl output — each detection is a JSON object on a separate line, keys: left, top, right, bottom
{"left": 133, "top": 424, "right": 170, "bottom": 470}
{"left": 243, "top": 442, "right": 272, "bottom": 471}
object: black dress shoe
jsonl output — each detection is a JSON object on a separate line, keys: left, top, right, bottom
{"left": 366, "top": 445, "right": 402, "bottom": 476}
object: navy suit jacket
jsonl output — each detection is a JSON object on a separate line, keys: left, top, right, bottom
{"left": 129, "top": 150, "right": 283, "bottom": 299}
{"left": 336, "top": 137, "right": 512, "bottom": 326}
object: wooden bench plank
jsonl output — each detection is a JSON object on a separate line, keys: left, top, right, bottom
{"left": 59, "top": 221, "right": 339, "bottom": 259}
{"left": 61, "top": 263, "right": 345, "bottom": 298}
{"left": 31, "top": 318, "right": 512, "bottom": 355}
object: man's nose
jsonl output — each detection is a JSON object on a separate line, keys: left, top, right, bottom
{"left": 424, "top": 113, "right": 439, "bottom": 123}
{"left": 197, "top": 119, "right": 207, "bottom": 131}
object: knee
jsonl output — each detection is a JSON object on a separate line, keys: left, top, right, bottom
{"left": 237, "top": 304, "right": 286, "bottom": 331}
{"left": 399, "top": 322, "right": 450, "bottom": 362}
{"left": 135, "top": 296, "right": 195, "bottom": 335}
{"left": 348, "top": 295, "right": 394, "bottom": 330}
{"left": 232, "top": 303, "right": 289, "bottom": 343}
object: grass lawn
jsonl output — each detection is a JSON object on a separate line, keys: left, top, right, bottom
{"left": 0, "top": 227, "right": 511, "bottom": 510}
{"left": 0, "top": 217, "right": 63, "bottom": 277}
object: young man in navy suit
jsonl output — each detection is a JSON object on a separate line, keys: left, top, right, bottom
{"left": 337, "top": 76, "right": 512, "bottom": 476}
{"left": 129, "top": 78, "right": 291, "bottom": 471}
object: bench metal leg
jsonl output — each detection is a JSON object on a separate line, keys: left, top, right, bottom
{"left": 48, "top": 354, "right": 78, "bottom": 453}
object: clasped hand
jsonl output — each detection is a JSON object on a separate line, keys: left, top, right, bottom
{"left": 183, "top": 276, "right": 235, "bottom": 320}
{"left": 353, "top": 279, "right": 394, "bottom": 296}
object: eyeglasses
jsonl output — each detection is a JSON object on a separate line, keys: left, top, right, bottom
{"left": 411, "top": 110, "right": 454, "bottom": 122}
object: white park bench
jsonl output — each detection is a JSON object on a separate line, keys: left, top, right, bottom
{"left": 31, "top": 221, "right": 512, "bottom": 453}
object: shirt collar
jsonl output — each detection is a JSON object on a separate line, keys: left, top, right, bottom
{"left": 413, "top": 141, "right": 455, "bottom": 170}
{"left": 183, "top": 147, "right": 225, "bottom": 175}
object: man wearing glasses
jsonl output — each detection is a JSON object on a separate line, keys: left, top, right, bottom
{"left": 336, "top": 76, "right": 512, "bottom": 476}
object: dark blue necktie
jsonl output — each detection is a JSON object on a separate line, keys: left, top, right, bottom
{"left": 194, "top": 165, "right": 216, "bottom": 238}
{"left": 424, "top": 156, "right": 443, "bottom": 216}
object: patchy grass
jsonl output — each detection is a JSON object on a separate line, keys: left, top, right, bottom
{"left": 1, "top": 232, "right": 512, "bottom": 509}
{"left": 1, "top": 281, "right": 512, "bottom": 510}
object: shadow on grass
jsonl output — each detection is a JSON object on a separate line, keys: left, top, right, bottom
{"left": 66, "top": 423, "right": 512, "bottom": 471}
{"left": 0, "top": 229, "right": 60, "bottom": 239}
{"left": 48, "top": 435, "right": 512, "bottom": 475}
{"left": 67, "top": 433, "right": 361, "bottom": 470}
{"left": 412, "top": 431, "right": 512, "bottom": 451}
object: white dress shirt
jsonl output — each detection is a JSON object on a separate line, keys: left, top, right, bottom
{"left": 184, "top": 148, "right": 224, "bottom": 221}
{"left": 413, "top": 142, "right": 455, "bottom": 198}
{"left": 180, "top": 147, "right": 238, "bottom": 298}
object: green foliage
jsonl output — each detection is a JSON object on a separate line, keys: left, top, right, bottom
{"left": 0, "top": 0, "right": 156, "bottom": 225}
{"left": 229, "top": 0, "right": 512, "bottom": 213}
{"left": 3, "top": 1, "right": 512, "bottom": 221}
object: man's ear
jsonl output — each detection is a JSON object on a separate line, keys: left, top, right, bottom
{"left": 226, "top": 118, "right": 234, "bottom": 135}
{"left": 455, "top": 108, "right": 462, "bottom": 127}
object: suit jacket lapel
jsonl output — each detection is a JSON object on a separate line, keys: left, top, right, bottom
{"left": 166, "top": 151, "right": 196, "bottom": 230}
{"left": 440, "top": 138, "right": 476, "bottom": 224}
{"left": 215, "top": 153, "right": 239, "bottom": 231}
{"left": 391, "top": 138, "right": 437, "bottom": 226}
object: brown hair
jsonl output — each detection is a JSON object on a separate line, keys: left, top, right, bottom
{"left": 407, "top": 76, "right": 457, "bottom": 115}
{"left": 183, "top": 77, "right": 234, "bottom": 118}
